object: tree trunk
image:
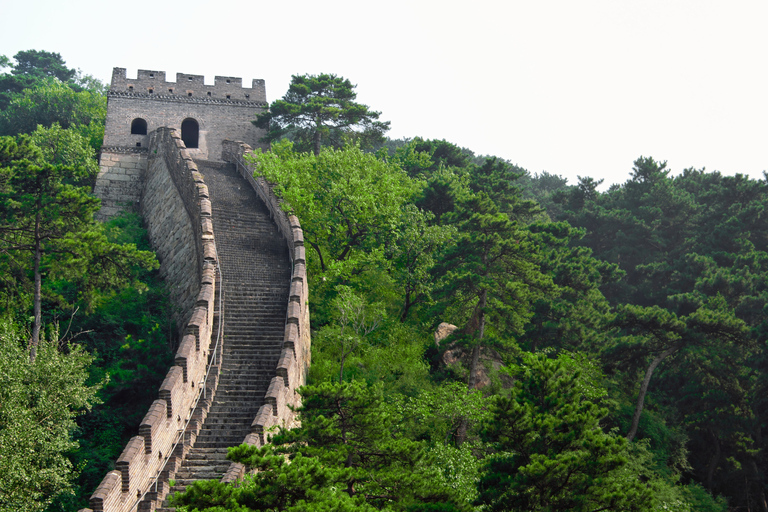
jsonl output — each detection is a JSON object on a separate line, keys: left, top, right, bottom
{"left": 313, "top": 129, "right": 322, "bottom": 157}
{"left": 751, "top": 459, "right": 768, "bottom": 512}
{"left": 30, "top": 210, "right": 42, "bottom": 363}
{"left": 753, "top": 427, "right": 768, "bottom": 512}
{"left": 706, "top": 431, "right": 721, "bottom": 492}
{"left": 468, "top": 290, "right": 487, "bottom": 391}
{"left": 308, "top": 240, "right": 326, "bottom": 272}
{"left": 626, "top": 344, "right": 679, "bottom": 442}
{"left": 400, "top": 290, "right": 413, "bottom": 323}
{"left": 456, "top": 289, "right": 487, "bottom": 446}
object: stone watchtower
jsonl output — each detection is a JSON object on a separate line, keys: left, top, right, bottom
{"left": 94, "top": 68, "right": 269, "bottom": 219}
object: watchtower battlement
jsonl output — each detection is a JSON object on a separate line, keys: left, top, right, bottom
{"left": 109, "top": 68, "right": 267, "bottom": 103}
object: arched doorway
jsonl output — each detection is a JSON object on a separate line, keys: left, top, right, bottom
{"left": 181, "top": 118, "right": 199, "bottom": 148}
{"left": 130, "top": 118, "right": 148, "bottom": 135}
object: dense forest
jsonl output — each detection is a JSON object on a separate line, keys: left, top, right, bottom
{"left": 0, "top": 51, "right": 173, "bottom": 512}
{"left": 1, "top": 52, "right": 767, "bottom": 511}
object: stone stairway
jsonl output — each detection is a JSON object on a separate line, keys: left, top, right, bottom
{"left": 159, "top": 160, "right": 291, "bottom": 509}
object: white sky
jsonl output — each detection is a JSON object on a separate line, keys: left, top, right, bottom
{"left": 2, "top": 0, "right": 767, "bottom": 187}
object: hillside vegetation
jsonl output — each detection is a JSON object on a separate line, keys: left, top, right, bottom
{"left": 0, "top": 51, "right": 173, "bottom": 512}
{"left": 2, "top": 53, "right": 766, "bottom": 511}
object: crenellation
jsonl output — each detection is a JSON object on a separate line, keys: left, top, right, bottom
{"left": 214, "top": 75, "right": 242, "bottom": 88}
{"left": 137, "top": 70, "right": 166, "bottom": 82}
{"left": 109, "top": 67, "right": 266, "bottom": 102}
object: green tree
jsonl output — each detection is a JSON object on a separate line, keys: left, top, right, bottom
{"left": 11, "top": 50, "right": 77, "bottom": 82}
{"left": 326, "top": 285, "right": 385, "bottom": 383}
{"left": 518, "top": 221, "right": 621, "bottom": 353}
{"left": 609, "top": 299, "right": 748, "bottom": 442}
{"left": 173, "top": 381, "right": 465, "bottom": 511}
{"left": 403, "top": 138, "right": 475, "bottom": 177}
{"left": 435, "top": 193, "right": 553, "bottom": 392}
{"left": 43, "top": 212, "right": 175, "bottom": 510}
{"left": 477, "top": 353, "right": 655, "bottom": 512}
{"left": 172, "top": 451, "right": 372, "bottom": 511}
{"left": 9, "top": 50, "right": 75, "bottom": 83}
{"left": 517, "top": 170, "right": 570, "bottom": 217}
{"left": 416, "top": 167, "right": 470, "bottom": 224}
{"left": 469, "top": 157, "right": 538, "bottom": 219}
{"left": 28, "top": 122, "right": 99, "bottom": 179}
{"left": 254, "top": 74, "right": 390, "bottom": 155}
{"left": 389, "top": 205, "right": 455, "bottom": 322}
{"left": 0, "top": 135, "right": 157, "bottom": 361}
{"left": 546, "top": 160, "right": 768, "bottom": 508}
{"left": 0, "top": 50, "right": 85, "bottom": 112}
{"left": 0, "top": 80, "right": 106, "bottom": 137}
{"left": 0, "top": 321, "right": 101, "bottom": 512}
{"left": 248, "top": 141, "right": 415, "bottom": 275}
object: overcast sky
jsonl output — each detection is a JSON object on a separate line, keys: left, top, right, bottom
{"left": 2, "top": 0, "right": 766, "bottom": 187}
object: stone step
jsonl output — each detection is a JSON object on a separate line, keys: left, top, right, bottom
{"left": 204, "top": 408, "right": 261, "bottom": 418}
{"left": 184, "top": 448, "right": 229, "bottom": 460}
{"left": 221, "top": 352, "right": 280, "bottom": 359}
{"left": 165, "top": 160, "right": 290, "bottom": 491}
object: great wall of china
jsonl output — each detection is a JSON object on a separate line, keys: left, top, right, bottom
{"left": 79, "top": 69, "right": 309, "bottom": 512}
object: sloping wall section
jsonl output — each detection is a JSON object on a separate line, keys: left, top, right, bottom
{"left": 82, "top": 132, "right": 311, "bottom": 512}
{"left": 86, "top": 128, "right": 220, "bottom": 512}
{"left": 222, "top": 140, "right": 311, "bottom": 387}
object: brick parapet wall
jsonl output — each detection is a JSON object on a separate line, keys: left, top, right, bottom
{"left": 220, "top": 140, "right": 312, "bottom": 483}
{"left": 85, "top": 129, "right": 221, "bottom": 512}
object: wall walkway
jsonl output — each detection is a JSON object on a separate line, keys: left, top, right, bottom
{"left": 81, "top": 133, "right": 309, "bottom": 512}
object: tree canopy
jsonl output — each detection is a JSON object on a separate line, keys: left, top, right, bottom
{"left": 0, "top": 134, "right": 157, "bottom": 361}
{"left": 254, "top": 73, "right": 390, "bottom": 155}
{"left": 0, "top": 322, "right": 101, "bottom": 512}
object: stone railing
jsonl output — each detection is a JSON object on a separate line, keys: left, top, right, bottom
{"left": 83, "top": 129, "right": 222, "bottom": 512}
{"left": 220, "top": 140, "right": 311, "bottom": 482}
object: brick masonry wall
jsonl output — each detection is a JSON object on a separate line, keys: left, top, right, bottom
{"left": 140, "top": 130, "right": 201, "bottom": 329}
{"left": 93, "top": 149, "right": 147, "bottom": 221}
{"left": 110, "top": 68, "right": 266, "bottom": 102}
{"left": 95, "top": 68, "right": 268, "bottom": 220}
{"left": 85, "top": 129, "right": 221, "bottom": 512}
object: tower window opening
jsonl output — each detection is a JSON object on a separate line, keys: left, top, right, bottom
{"left": 168, "top": 88, "right": 173, "bottom": 93}
{"left": 131, "top": 118, "right": 148, "bottom": 135}
{"left": 207, "top": 92, "right": 211, "bottom": 97}
{"left": 128, "top": 85, "right": 134, "bottom": 91}
{"left": 181, "top": 118, "right": 199, "bottom": 149}
{"left": 148, "top": 88, "right": 153, "bottom": 94}
{"left": 226, "top": 94, "right": 231, "bottom": 99}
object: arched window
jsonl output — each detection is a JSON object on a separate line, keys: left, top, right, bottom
{"left": 131, "top": 118, "right": 148, "bottom": 135}
{"left": 181, "top": 118, "right": 199, "bottom": 149}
